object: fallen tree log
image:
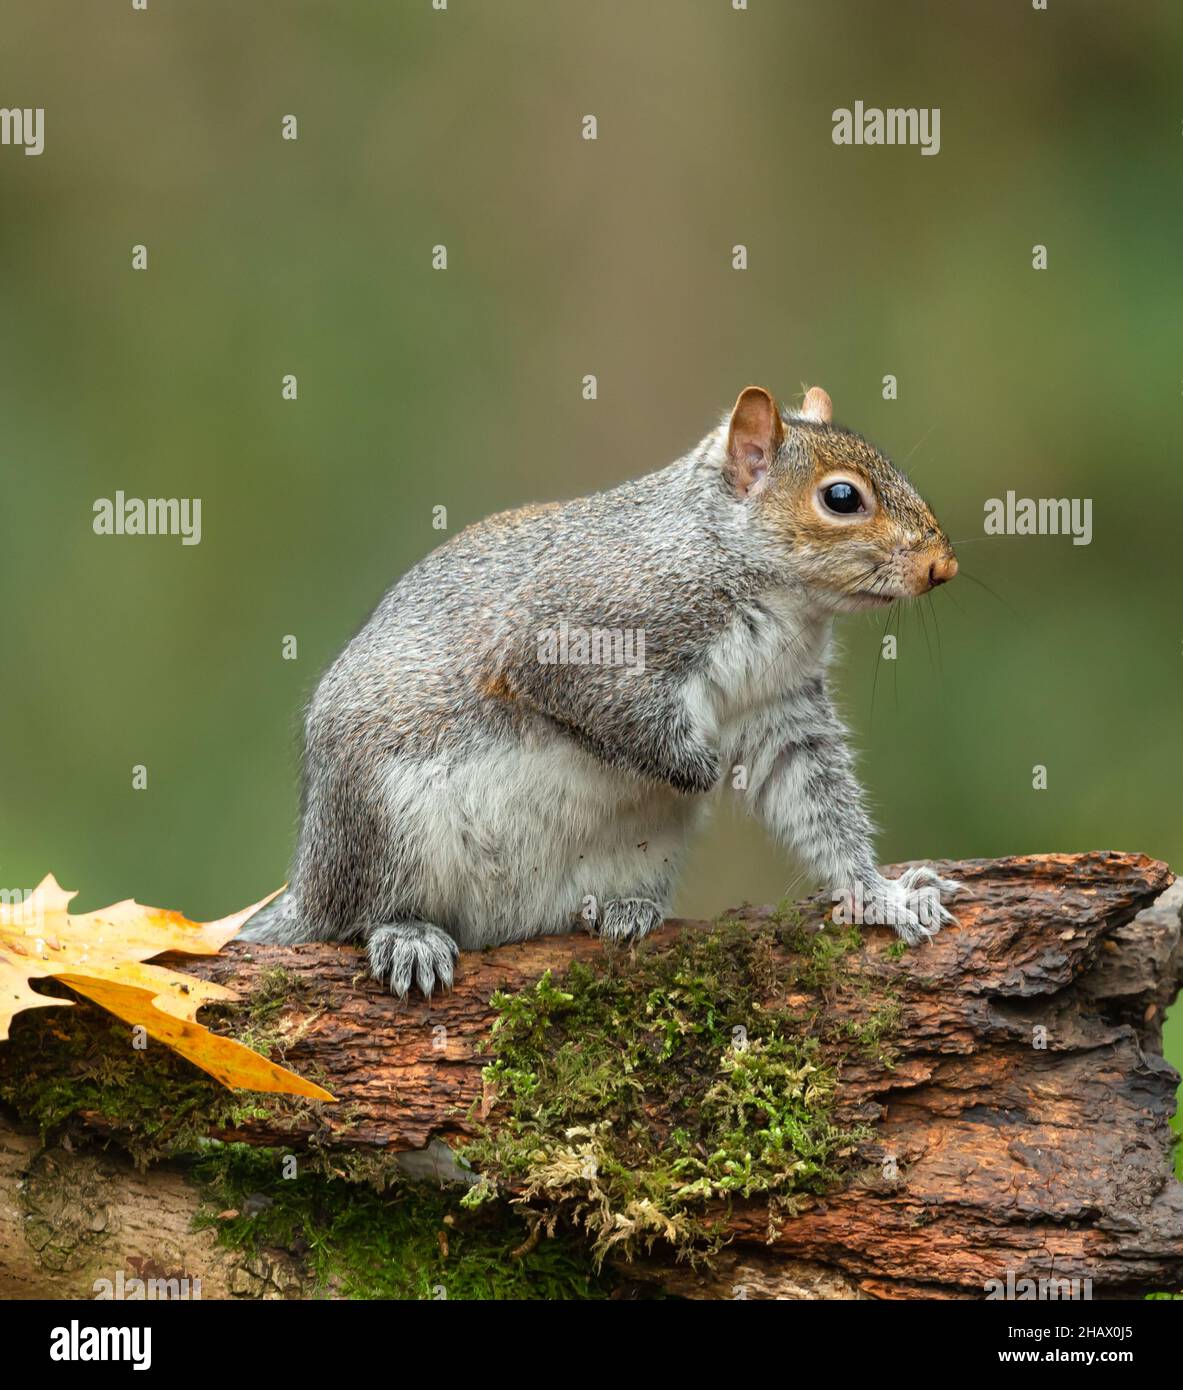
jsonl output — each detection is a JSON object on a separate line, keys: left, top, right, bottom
{"left": 1, "top": 851, "right": 1180, "bottom": 1299}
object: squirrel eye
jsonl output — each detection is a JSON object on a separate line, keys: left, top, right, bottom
{"left": 820, "top": 481, "right": 866, "bottom": 516}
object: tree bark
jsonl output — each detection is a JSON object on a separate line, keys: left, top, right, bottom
{"left": 1, "top": 851, "right": 1180, "bottom": 1299}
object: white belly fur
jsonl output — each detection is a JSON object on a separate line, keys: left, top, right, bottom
{"left": 380, "top": 731, "right": 704, "bottom": 948}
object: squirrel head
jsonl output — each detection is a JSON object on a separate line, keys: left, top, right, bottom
{"left": 724, "top": 384, "right": 957, "bottom": 613}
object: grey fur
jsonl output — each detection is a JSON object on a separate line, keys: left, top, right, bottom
{"left": 239, "top": 397, "right": 960, "bottom": 996}
{"left": 598, "top": 897, "right": 666, "bottom": 942}
{"left": 365, "top": 921, "right": 459, "bottom": 998}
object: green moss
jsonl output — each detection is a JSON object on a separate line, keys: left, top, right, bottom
{"left": 464, "top": 913, "right": 892, "bottom": 1265}
{"left": 230, "top": 966, "right": 309, "bottom": 1054}
{"left": 1, "top": 910, "right": 901, "bottom": 1285}
{"left": 774, "top": 911, "right": 864, "bottom": 988}
{"left": 192, "top": 1142, "right": 615, "bottom": 1300}
{"left": 0, "top": 981, "right": 319, "bottom": 1166}
{"left": 836, "top": 998, "right": 903, "bottom": 1066}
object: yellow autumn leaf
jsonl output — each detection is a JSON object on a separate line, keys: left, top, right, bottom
{"left": 0, "top": 875, "right": 333, "bottom": 1102}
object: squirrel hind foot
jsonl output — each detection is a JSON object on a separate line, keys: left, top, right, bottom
{"left": 365, "top": 920, "right": 460, "bottom": 999}
{"left": 598, "top": 897, "right": 665, "bottom": 944}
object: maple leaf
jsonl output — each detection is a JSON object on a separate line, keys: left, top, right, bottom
{"left": 0, "top": 875, "right": 333, "bottom": 1102}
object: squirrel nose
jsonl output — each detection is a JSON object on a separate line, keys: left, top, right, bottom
{"left": 928, "top": 554, "right": 958, "bottom": 588}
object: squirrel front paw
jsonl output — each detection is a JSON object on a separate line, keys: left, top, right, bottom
{"left": 836, "top": 867, "right": 961, "bottom": 946}
{"left": 366, "top": 921, "right": 460, "bottom": 998}
{"left": 598, "top": 897, "right": 664, "bottom": 943}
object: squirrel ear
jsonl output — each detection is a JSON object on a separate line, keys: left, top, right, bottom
{"left": 799, "top": 385, "right": 833, "bottom": 424}
{"left": 726, "top": 386, "right": 784, "bottom": 496}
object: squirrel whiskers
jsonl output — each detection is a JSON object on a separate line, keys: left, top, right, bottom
{"left": 240, "top": 384, "right": 960, "bottom": 996}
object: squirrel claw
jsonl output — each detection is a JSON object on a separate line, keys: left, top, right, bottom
{"left": 598, "top": 897, "right": 664, "bottom": 943}
{"left": 366, "top": 921, "right": 460, "bottom": 999}
{"left": 863, "top": 867, "right": 962, "bottom": 946}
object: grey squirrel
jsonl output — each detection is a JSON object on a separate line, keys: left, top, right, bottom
{"left": 240, "top": 384, "right": 960, "bottom": 996}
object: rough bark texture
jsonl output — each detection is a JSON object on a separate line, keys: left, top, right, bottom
{"left": 1, "top": 851, "right": 1180, "bottom": 1300}
{"left": 0, "top": 1127, "right": 247, "bottom": 1300}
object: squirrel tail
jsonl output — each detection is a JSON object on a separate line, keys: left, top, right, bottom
{"left": 235, "top": 891, "right": 354, "bottom": 946}
{"left": 235, "top": 892, "right": 301, "bottom": 944}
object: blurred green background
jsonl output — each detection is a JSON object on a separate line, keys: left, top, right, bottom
{"left": 2, "top": 1, "right": 1180, "bottom": 1110}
